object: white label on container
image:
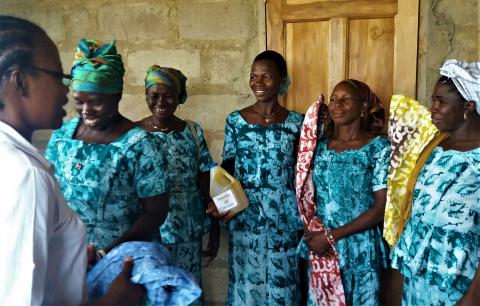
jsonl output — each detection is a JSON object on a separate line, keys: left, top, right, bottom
{"left": 212, "top": 189, "right": 238, "bottom": 214}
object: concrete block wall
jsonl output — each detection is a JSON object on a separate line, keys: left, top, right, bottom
{"left": 0, "top": 1, "right": 264, "bottom": 304}
{"left": 417, "top": 0, "right": 479, "bottom": 105}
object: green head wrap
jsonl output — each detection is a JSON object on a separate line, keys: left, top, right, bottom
{"left": 145, "top": 65, "right": 187, "bottom": 104}
{"left": 71, "top": 39, "right": 125, "bottom": 94}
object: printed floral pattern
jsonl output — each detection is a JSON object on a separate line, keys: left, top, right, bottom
{"left": 391, "top": 146, "right": 480, "bottom": 305}
{"left": 45, "top": 117, "right": 169, "bottom": 249}
{"left": 222, "top": 111, "right": 304, "bottom": 306}
{"left": 298, "top": 136, "right": 390, "bottom": 306}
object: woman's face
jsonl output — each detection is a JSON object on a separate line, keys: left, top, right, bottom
{"left": 146, "top": 84, "right": 179, "bottom": 121}
{"left": 249, "top": 59, "right": 282, "bottom": 103}
{"left": 430, "top": 82, "right": 465, "bottom": 132}
{"left": 328, "top": 82, "right": 363, "bottom": 126}
{"left": 25, "top": 35, "right": 68, "bottom": 130}
{"left": 73, "top": 91, "right": 121, "bottom": 130}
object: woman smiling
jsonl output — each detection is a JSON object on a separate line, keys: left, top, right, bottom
{"left": 45, "top": 39, "right": 170, "bottom": 256}
{"left": 388, "top": 59, "right": 480, "bottom": 306}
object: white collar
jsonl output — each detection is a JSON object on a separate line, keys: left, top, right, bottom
{"left": 0, "top": 121, "right": 52, "bottom": 170}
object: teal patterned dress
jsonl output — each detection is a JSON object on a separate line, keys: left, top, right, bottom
{"left": 222, "top": 111, "right": 304, "bottom": 306}
{"left": 298, "top": 136, "right": 390, "bottom": 306}
{"left": 150, "top": 121, "right": 213, "bottom": 304}
{"left": 45, "top": 117, "right": 169, "bottom": 250}
{"left": 391, "top": 147, "right": 480, "bottom": 305}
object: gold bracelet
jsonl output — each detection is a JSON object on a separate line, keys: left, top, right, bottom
{"left": 326, "top": 231, "right": 336, "bottom": 247}
{"left": 96, "top": 249, "right": 107, "bottom": 261}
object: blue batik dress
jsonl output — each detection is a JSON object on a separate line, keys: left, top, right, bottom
{"left": 45, "top": 117, "right": 169, "bottom": 250}
{"left": 297, "top": 136, "right": 390, "bottom": 306}
{"left": 222, "top": 110, "right": 304, "bottom": 306}
{"left": 391, "top": 147, "right": 480, "bottom": 305}
{"left": 150, "top": 121, "right": 213, "bottom": 305}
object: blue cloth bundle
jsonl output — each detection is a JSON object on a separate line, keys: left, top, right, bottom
{"left": 87, "top": 241, "right": 202, "bottom": 306}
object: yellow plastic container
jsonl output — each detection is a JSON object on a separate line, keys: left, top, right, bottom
{"left": 209, "top": 164, "right": 249, "bottom": 215}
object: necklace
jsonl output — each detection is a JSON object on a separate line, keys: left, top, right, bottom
{"left": 149, "top": 117, "right": 171, "bottom": 132}
{"left": 74, "top": 119, "right": 119, "bottom": 171}
{"left": 252, "top": 105, "right": 282, "bottom": 124}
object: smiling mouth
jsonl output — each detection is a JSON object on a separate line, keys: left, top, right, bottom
{"left": 84, "top": 118, "right": 100, "bottom": 125}
{"left": 154, "top": 107, "right": 169, "bottom": 113}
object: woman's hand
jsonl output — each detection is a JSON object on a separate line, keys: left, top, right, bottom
{"left": 202, "top": 217, "right": 220, "bottom": 265}
{"left": 456, "top": 266, "right": 480, "bottom": 306}
{"left": 85, "top": 257, "right": 145, "bottom": 306}
{"left": 104, "top": 257, "right": 145, "bottom": 306}
{"left": 318, "top": 96, "right": 331, "bottom": 125}
{"left": 205, "top": 202, "right": 235, "bottom": 221}
{"left": 87, "top": 244, "right": 97, "bottom": 266}
{"left": 304, "top": 229, "right": 331, "bottom": 257}
{"left": 456, "top": 292, "right": 479, "bottom": 306}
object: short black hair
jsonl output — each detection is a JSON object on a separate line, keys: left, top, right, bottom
{"left": 436, "top": 75, "right": 467, "bottom": 103}
{"left": 253, "top": 50, "right": 287, "bottom": 78}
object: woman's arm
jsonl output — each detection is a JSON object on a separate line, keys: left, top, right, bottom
{"left": 198, "top": 171, "right": 212, "bottom": 209}
{"left": 103, "top": 193, "right": 169, "bottom": 253}
{"left": 306, "top": 189, "right": 386, "bottom": 256}
{"left": 457, "top": 265, "right": 480, "bottom": 306}
{"left": 198, "top": 170, "right": 220, "bottom": 260}
{"left": 332, "top": 188, "right": 386, "bottom": 241}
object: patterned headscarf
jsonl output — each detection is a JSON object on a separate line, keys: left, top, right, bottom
{"left": 439, "top": 59, "right": 480, "bottom": 114}
{"left": 145, "top": 65, "right": 188, "bottom": 104}
{"left": 71, "top": 39, "right": 125, "bottom": 94}
{"left": 337, "top": 79, "right": 385, "bottom": 133}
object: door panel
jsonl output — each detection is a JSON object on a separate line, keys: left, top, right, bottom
{"left": 348, "top": 18, "right": 394, "bottom": 107}
{"left": 267, "top": 0, "right": 418, "bottom": 115}
{"left": 285, "top": 21, "right": 329, "bottom": 112}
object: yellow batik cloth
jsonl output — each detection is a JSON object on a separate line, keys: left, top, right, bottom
{"left": 384, "top": 95, "right": 441, "bottom": 246}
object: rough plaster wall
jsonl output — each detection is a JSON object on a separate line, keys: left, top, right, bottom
{"left": 0, "top": 1, "right": 264, "bottom": 304}
{"left": 417, "top": 0, "right": 479, "bottom": 105}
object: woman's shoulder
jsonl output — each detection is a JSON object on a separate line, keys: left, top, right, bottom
{"left": 371, "top": 135, "right": 390, "bottom": 148}
{"left": 285, "top": 110, "right": 304, "bottom": 127}
{"left": 225, "top": 110, "right": 243, "bottom": 125}
{"left": 184, "top": 119, "right": 204, "bottom": 133}
{"left": 363, "top": 136, "right": 390, "bottom": 159}
{"left": 113, "top": 126, "right": 161, "bottom": 149}
{"left": 51, "top": 117, "right": 80, "bottom": 140}
{"left": 287, "top": 110, "right": 304, "bottom": 120}
{"left": 437, "top": 145, "right": 480, "bottom": 164}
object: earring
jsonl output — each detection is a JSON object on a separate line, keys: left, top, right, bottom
{"left": 361, "top": 102, "right": 367, "bottom": 118}
{"left": 464, "top": 111, "right": 469, "bottom": 120}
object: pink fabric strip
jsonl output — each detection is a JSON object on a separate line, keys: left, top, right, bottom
{"left": 296, "top": 97, "right": 346, "bottom": 305}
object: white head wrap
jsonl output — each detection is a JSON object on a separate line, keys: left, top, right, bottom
{"left": 439, "top": 59, "right": 480, "bottom": 114}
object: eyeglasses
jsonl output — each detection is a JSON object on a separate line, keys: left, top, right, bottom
{"left": 30, "top": 66, "right": 72, "bottom": 87}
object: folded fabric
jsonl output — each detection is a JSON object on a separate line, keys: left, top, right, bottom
{"left": 87, "top": 241, "right": 202, "bottom": 306}
{"left": 295, "top": 96, "right": 346, "bottom": 305}
{"left": 384, "top": 95, "right": 439, "bottom": 246}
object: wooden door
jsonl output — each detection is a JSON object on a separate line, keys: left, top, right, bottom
{"left": 267, "top": 0, "right": 419, "bottom": 114}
